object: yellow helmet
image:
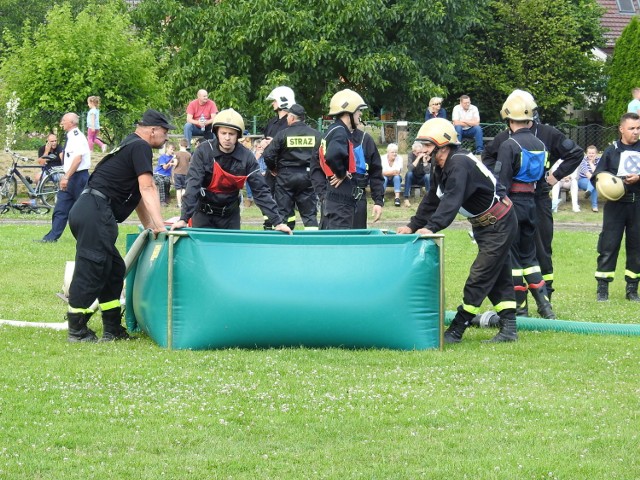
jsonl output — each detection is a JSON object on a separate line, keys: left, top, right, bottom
{"left": 500, "top": 94, "right": 535, "bottom": 121}
{"left": 212, "top": 108, "right": 245, "bottom": 135}
{"left": 594, "top": 172, "right": 625, "bottom": 201}
{"left": 415, "top": 118, "right": 460, "bottom": 146}
{"left": 328, "top": 89, "right": 367, "bottom": 116}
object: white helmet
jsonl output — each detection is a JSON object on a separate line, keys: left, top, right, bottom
{"left": 266, "top": 86, "right": 296, "bottom": 110}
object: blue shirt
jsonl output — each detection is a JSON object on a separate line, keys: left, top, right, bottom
{"left": 154, "top": 153, "right": 174, "bottom": 176}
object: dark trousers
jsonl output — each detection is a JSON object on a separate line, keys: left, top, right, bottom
{"left": 192, "top": 206, "right": 241, "bottom": 229}
{"left": 43, "top": 170, "right": 89, "bottom": 241}
{"left": 68, "top": 193, "right": 124, "bottom": 309}
{"left": 274, "top": 167, "right": 318, "bottom": 228}
{"left": 320, "top": 178, "right": 357, "bottom": 230}
{"left": 534, "top": 185, "right": 554, "bottom": 281}
{"left": 460, "top": 207, "right": 517, "bottom": 316}
{"left": 511, "top": 193, "right": 546, "bottom": 287}
{"left": 596, "top": 200, "right": 640, "bottom": 282}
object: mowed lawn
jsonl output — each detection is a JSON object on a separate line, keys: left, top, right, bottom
{"left": 0, "top": 222, "right": 638, "bottom": 479}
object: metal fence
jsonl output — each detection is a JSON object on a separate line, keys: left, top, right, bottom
{"left": 2, "top": 108, "right": 619, "bottom": 154}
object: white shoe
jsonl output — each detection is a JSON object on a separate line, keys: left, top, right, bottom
{"left": 101, "top": 144, "right": 108, "bottom": 153}
{"left": 572, "top": 206, "right": 581, "bottom": 212}
{"left": 403, "top": 199, "right": 411, "bottom": 208}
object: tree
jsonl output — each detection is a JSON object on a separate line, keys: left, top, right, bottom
{"left": 604, "top": 17, "right": 640, "bottom": 125}
{"left": 131, "top": 0, "right": 486, "bottom": 124}
{"left": 0, "top": 1, "right": 168, "bottom": 140}
{"left": 459, "top": 0, "right": 605, "bottom": 124}
{"left": 0, "top": 0, "right": 111, "bottom": 62}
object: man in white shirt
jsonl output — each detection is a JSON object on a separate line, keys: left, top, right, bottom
{"left": 39, "top": 112, "right": 91, "bottom": 242}
{"left": 451, "top": 95, "right": 484, "bottom": 155}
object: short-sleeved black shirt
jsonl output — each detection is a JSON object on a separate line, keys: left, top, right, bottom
{"left": 37, "top": 144, "right": 63, "bottom": 167}
{"left": 87, "top": 134, "right": 153, "bottom": 222}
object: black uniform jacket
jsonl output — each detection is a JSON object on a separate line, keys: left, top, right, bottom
{"left": 592, "top": 139, "right": 640, "bottom": 196}
{"left": 409, "top": 148, "right": 506, "bottom": 234}
{"left": 263, "top": 115, "right": 289, "bottom": 139}
{"left": 492, "top": 127, "right": 547, "bottom": 192}
{"left": 262, "top": 120, "right": 322, "bottom": 170}
{"left": 180, "top": 138, "right": 283, "bottom": 225}
{"left": 352, "top": 128, "right": 385, "bottom": 207}
{"left": 484, "top": 122, "right": 583, "bottom": 191}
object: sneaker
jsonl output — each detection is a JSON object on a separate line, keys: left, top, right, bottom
{"left": 101, "top": 144, "right": 108, "bottom": 153}
{"left": 403, "top": 199, "right": 411, "bottom": 208}
{"left": 394, "top": 198, "right": 401, "bottom": 207}
{"left": 34, "top": 238, "right": 57, "bottom": 243}
{"left": 572, "top": 206, "right": 581, "bottom": 213}
{"left": 592, "top": 207, "right": 598, "bottom": 213}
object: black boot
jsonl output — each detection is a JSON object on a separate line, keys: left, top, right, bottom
{"left": 483, "top": 314, "right": 518, "bottom": 343}
{"left": 66, "top": 312, "right": 98, "bottom": 343}
{"left": 99, "top": 307, "right": 132, "bottom": 342}
{"left": 515, "top": 288, "right": 529, "bottom": 317}
{"left": 444, "top": 311, "right": 472, "bottom": 344}
{"left": 530, "top": 287, "right": 556, "bottom": 319}
{"left": 597, "top": 280, "right": 609, "bottom": 302}
{"left": 626, "top": 282, "right": 640, "bottom": 302}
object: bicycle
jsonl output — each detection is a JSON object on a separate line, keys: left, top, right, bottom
{"left": 0, "top": 149, "right": 63, "bottom": 214}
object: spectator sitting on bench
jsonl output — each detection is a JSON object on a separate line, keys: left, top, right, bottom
{"left": 577, "top": 145, "right": 600, "bottom": 212}
{"left": 550, "top": 160, "right": 579, "bottom": 213}
{"left": 452, "top": 94, "right": 484, "bottom": 155}
{"left": 381, "top": 143, "right": 403, "bottom": 207}
{"left": 402, "top": 141, "right": 431, "bottom": 207}
{"left": 425, "top": 97, "right": 446, "bottom": 121}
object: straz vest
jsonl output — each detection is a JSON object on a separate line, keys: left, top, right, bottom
{"left": 319, "top": 126, "right": 356, "bottom": 177}
{"left": 510, "top": 137, "right": 547, "bottom": 183}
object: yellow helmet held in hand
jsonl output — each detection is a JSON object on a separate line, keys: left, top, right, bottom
{"left": 415, "top": 118, "right": 460, "bottom": 147}
{"left": 212, "top": 108, "right": 245, "bottom": 135}
{"left": 500, "top": 94, "right": 535, "bottom": 121}
{"left": 328, "top": 89, "right": 368, "bottom": 116}
{"left": 594, "top": 171, "right": 625, "bottom": 201}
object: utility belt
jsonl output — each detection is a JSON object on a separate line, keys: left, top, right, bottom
{"left": 509, "top": 182, "right": 535, "bottom": 194}
{"left": 619, "top": 192, "right": 639, "bottom": 203}
{"left": 468, "top": 197, "right": 512, "bottom": 228}
{"left": 278, "top": 165, "right": 309, "bottom": 171}
{"left": 198, "top": 198, "right": 240, "bottom": 217}
{"left": 325, "top": 185, "right": 358, "bottom": 205}
{"left": 82, "top": 188, "right": 110, "bottom": 204}
{"left": 352, "top": 173, "right": 369, "bottom": 189}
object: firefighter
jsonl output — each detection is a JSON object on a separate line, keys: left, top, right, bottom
{"left": 171, "top": 108, "right": 292, "bottom": 234}
{"left": 592, "top": 112, "right": 640, "bottom": 302}
{"left": 492, "top": 95, "right": 556, "bottom": 319}
{"left": 65, "top": 109, "right": 172, "bottom": 342}
{"left": 262, "top": 103, "right": 321, "bottom": 229}
{"left": 261, "top": 86, "right": 296, "bottom": 229}
{"left": 397, "top": 118, "right": 518, "bottom": 344}
{"left": 350, "top": 127, "right": 385, "bottom": 229}
{"left": 312, "top": 88, "right": 383, "bottom": 229}
{"left": 484, "top": 89, "right": 583, "bottom": 312}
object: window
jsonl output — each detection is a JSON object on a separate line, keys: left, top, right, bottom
{"left": 617, "top": 0, "right": 636, "bottom": 13}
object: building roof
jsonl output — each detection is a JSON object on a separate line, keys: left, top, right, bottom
{"left": 597, "top": 0, "right": 639, "bottom": 54}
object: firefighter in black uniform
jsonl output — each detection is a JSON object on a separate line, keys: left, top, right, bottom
{"left": 65, "top": 109, "right": 172, "bottom": 342}
{"left": 262, "top": 86, "right": 296, "bottom": 229}
{"left": 492, "top": 96, "right": 556, "bottom": 319}
{"left": 484, "top": 89, "right": 583, "bottom": 312}
{"left": 592, "top": 112, "right": 640, "bottom": 302}
{"left": 262, "top": 103, "right": 321, "bottom": 229}
{"left": 351, "top": 128, "right": 385, "bottom": 229}
{"left": 312, "top": 89, "right": 383, "bottom": 229}
{"left": 171, "top": 109, "right": 292, "bottom": 234}
{"left": 397, "top": 118, "right": 518, "bottom": 344}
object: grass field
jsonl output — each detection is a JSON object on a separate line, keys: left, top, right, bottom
{"left": 1, "top": 215, "right": 639, "bottom": 479}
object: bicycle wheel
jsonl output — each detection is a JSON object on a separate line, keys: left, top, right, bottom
{"left": 0, "top": 175, "right": 17, "bottom": 203}
{"left": 37, "top": 172, "right": 60, "bottom": 207}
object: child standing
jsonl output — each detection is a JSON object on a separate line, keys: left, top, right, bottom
{"left": 173, "top": 139, "right": 192, "bottom": 208}
{"left": 87, "top": 96, "right": 107, "bottom": 153}
{"left": 154, "top": 143, "right": 175, "bottom": 206}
